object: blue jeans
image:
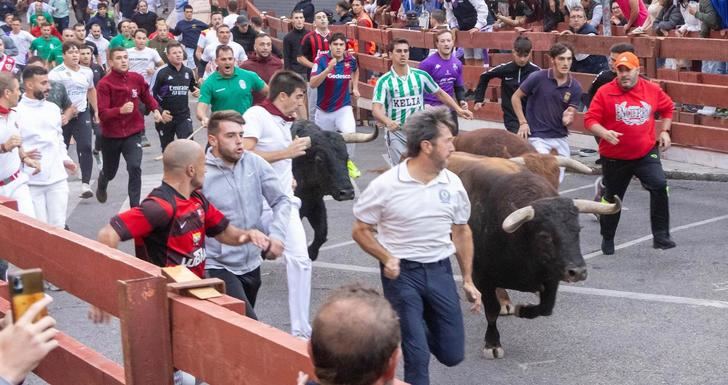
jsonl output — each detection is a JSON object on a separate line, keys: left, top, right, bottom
{"left": 381, "top": 258, "right": 465, "bottom": 385}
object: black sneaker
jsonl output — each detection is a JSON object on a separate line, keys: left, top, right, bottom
{"left": 601, "top": 239, "right": 615, "bottom": 255}
{"left": 141, "top": 134, "right": 151, "bottom": 148}
{"left": 653, "top": 237, "right": 676, "bottom": 250}
{"left": 96, "top": 176, "right": 108, "bottom": 203}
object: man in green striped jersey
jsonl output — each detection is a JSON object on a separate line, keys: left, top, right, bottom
{"left": 372, "top": 38, "right": 472, "bottom": 165}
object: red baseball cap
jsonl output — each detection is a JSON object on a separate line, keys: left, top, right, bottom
{"left": 614, "top": 52, "right": 640, "bottom": 70}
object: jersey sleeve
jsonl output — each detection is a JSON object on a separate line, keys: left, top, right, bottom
{"left": 85, "top": 68, "right": 95, "bottom": 89}
{"left": 203, "top": 200, "right": 230, "bottom": 237}
{"left": 310, "top": 55, "right": 324, "bottom": 76}
{"left": 110, "top": 198, "right": 172, "bottom": 241}
{"left": 242, "top": 108, "right": 263, "bottom": 140}
{"left": 372, "top": 76, "right": 388, "bottom": 105}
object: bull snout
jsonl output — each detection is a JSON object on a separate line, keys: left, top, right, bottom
{"left": 333, "top": 188, "right": 355, "bottom": 201}
{"left": 564, "top": 266, "right": 588, "bottom": 283}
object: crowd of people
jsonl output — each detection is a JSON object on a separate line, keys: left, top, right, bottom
{"left": 0, "top": 0, "right": 703, "bottom": 383}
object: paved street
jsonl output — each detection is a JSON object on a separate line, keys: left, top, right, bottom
{"left": 22, "top": 106, "right": 728, "bottom": 385}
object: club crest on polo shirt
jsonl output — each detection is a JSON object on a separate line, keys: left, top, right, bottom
{"left": 615, "top": 101, "right": 651, "bottom": 125}
{"left": 439, "top": 189, "right": 451, "bottom": 204}
{"left": 563, "top": 91, "right": 571, "bottom": 103}
{"left": 239, "top": 79, "right": 247, "bottom": 90}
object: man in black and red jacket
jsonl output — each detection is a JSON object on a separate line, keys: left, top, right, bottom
{"left": 96, "top": 46, "right": 163, "bottom": 207}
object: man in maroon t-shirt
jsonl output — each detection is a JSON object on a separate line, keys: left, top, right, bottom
{"left": 89, "top": 139, "right": 269, "bottom": 323}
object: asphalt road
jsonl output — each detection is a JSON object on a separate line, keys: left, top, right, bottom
{"left": 23, "top": 108, "right": 728, "bottom": 385}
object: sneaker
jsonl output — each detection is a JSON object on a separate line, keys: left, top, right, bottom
{"left": 653, "top": 237, "right": 676, "bottom": 250}
{"left": 696, "top": 106, "right": 717, "bottom": 116}
{"left": 80, "top": 183, "right": 93, "bottom": 199}
{"left": 93, "top": 150, "right": 103, "bottom": 170}
{"left": 96, "top": 175, "right": 108, "bottom": 203}
{"left": 601, "top": 239, "right": 615, "bottom": 255}
{"left": 140, "top": 133, "right": 151, "bottom": 148}
{"left": 347, "top": 159, "right": 361, "bottom": 179}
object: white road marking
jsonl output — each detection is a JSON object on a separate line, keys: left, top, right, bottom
{"left": 118, "top": 173, "right": 164, "bottom": 212}
{"left": 584, "top": 214, "right": 728, "bottom": 260}
{"left": 311, "top": 260, "right": 728, "bottom": 309}
{"left": 712, "top": 282, "right": 728, "bottom": 292}
{"left": 559, "top": 183, "right": 595, "bottom": 194}
{"left": 517, "top": 360, "right": 557, "bottom": 372}
{"left": 319, "top": 240, "right": 356, "bottom": 251}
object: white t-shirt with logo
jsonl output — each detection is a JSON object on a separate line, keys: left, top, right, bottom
{"left": 48, "top": 64, "right": 94, "bottom": 112}
{"left": 127, "top": 47, "right": 163, "bottom": 85}
{"left": 9, "top": 30, "right": 35, "bottom": 66}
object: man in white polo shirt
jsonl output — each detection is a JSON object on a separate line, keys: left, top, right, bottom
{"left": 352, "top": 107, "right": 481, "bottom": 385}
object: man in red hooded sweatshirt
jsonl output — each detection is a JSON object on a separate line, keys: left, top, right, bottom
{"left": 96, "top": 46, "right": 162, "bottom": 207}
{"left": 240, "top": 33, "right": 282, "bottom": 106}
{"left": 584, "top": 51, "right": 675, "bottom": 256}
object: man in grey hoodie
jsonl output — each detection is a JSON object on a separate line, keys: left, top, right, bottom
{"left": 203, "top": 110, "right": 291, "bottom": 320}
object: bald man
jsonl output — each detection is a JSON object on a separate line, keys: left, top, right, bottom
{"left": 298, "top": 284, "right": 401, "bottom": 385}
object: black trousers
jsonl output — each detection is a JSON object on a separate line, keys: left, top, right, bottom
{"left": 206, "top": 267, "right": 262, "bottom": 320}
{"left": 99, "top": 132, "right": 143, "bottom": 207}
{"left": 599, "top": 146, "right": 671, "bottom": 241}
{"left": 62, "top": 110, "right": 93, "bottom": 184}
{"left": 155, "top": 116, "right": 193, "bottom": 151}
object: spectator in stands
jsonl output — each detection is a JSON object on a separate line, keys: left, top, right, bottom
{"left": 443, "top": 0, "right": 490, "bottom": 65}
{"left": 297, "top": 285, "right": 401, "bottom": 385}
{"left": 430, "top": 8, "right": 448, "bottom": 29}
{"left": 292, "top": 0, "right": 315, "bottom": 23}
{"left": 350, "top": 0, "right": 377, "bottom": 55}
{"left": 86, "top": 3, "right": 115, "bottom": 40}
{"left": 0, "top": 297, "right": 59, "bottom": 385}
{"left": 249, "top": 16, "right": 264, "bottom": 33}
{"left": 691, "top": 0, "right": 726, "bottom": 116}
{"left": 543, "top": 0, "right": 566, "bottom": 31}
{"left": 615, "top": 0, "right": 648, "bottom": 30}
{"left": 630, "top": 0, "right": 662, "bottom": 34}
{"left": 580, "top": 0, "right": 603, "bottom": 27}
{"left": 493, "top": 0, "right": 532, "bottom": 30}
{"left": 298, "top": 10, "right": 332, "bottom": 121}
{"left": 131, "top": 0, "right": 158, "bottom": 34}
{"left": 404, "top": 11, "right": 429, "bottom": 61}
{"left": 283, "top": 10, "right": 309, "bottom": 85}
{"left": 474, "top": 36, "right": 540, "bottom": 133}
{"left": 676, "top": 0, "right": 703, "bottom": 37}
{"left": 561, "top": 6, "right": 608, "bottom": 74}
{"left": 512, "top": 42, "right": 583, "bottom": 182}
{"left": 611, "top": 1, "right": 628, "bottom": 25}
{"left": 335, "top": 0, "right": 354, "bottom": 24}
{"left": 241, "top": 34, "right": 282, "bottom": 106}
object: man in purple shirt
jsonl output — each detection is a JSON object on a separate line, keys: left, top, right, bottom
{"left": 512, "top": 43, "right": 583, "bottom": 182}
{"left": 419, "top": 29, "right": 468, "bottom": 133}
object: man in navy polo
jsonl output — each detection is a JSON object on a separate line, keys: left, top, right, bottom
{"left": 512, "top": 42, "right": 583, "bottom": 182}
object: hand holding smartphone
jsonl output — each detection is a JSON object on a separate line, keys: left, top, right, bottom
{"left": 9, "top": 269, "right": 48, "bottom": 323}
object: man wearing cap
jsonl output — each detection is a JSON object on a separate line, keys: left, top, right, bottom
{"left": 231, "top": 15, "right": 257, "bottom": 53}
{"left": 584, "top": 51, "right": 676, "bottom": 255}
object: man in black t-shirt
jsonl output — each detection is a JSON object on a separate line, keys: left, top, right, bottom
{"left": 282, "top": 10, "right": 308, "bottom": 79}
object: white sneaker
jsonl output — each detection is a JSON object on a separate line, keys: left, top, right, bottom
{"left": 697, "top": 106, "right": 717, "bottom": 116}
{"left": 80, "top": 183, "right": 93, "bottom": 199}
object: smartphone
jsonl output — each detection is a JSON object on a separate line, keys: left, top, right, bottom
{"left": 8, "top": 268, "right": 47, "bottom": 323}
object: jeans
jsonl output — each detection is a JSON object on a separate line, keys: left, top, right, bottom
{"left": 206, "top": 267, "right": 261, "bottom": 320}
{"left": 99, "top": 132, "right": 143, "bottom": 207}
{"left": 62, "top": 110, "right": 93, "bottom": 184}
{"left": 381, "top": 258, "right": 465, "bottom": 385}
{"left": 599, "top": 146, "right": 671, "bottom": 241}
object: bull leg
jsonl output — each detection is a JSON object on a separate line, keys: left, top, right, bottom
{"left": 496, "top": 288, "right": 515, "bottom": 315}
{"left": 302, "top": 197, "right": 328, "bottom": 261}
{"left": 514, "top": 281, "right": 559, "bottom": 319}
{"left": 483, "top": 286, "right": 505, "bottom": 359}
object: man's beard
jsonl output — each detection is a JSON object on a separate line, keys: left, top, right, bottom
{"left": 33, "top": 90, "right": 45, "bottom": 100}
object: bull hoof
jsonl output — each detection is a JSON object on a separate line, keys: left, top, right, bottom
{"left": 500, "top": 303, "right": 516, "bottom": 316}
{"left": 483, "top": 346, "right": 505, "bottom": 359}
{"left": 514, "top": 304, "right": 526, "bottom": 318}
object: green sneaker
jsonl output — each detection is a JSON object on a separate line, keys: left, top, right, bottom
{"left": 347, "top": 159, "right": 361, "bottom": 179}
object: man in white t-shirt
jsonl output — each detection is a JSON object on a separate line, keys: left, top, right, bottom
{"left": 242, "top": 70, "right": 313, "bottom": 339}
{"left": 222, "top": 0, "right": 239, "bottom": 28}
{"left": 86, "top": 23, "right": 110, "bottom": 68}
{"left": 49, "top": 41, "right": 98, "bottom": 199}
{"left": 127, "top": 28, "right": 164, "bottom": 85}
{"left": 8, "top": 18, "right": 35, "bottom": 70}
{"left": 201, "top": 24, "right": 246, "bottom": 79}
{"left": 194, "top": 11, "right": 222, "bottom": 76}
{"left": 352, "top": 107, "right": 481, "bottom": 385}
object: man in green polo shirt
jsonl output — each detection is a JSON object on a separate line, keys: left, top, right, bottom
{"left": 196, "top": 45, "right": 267, "bottom": 127}
{"left": 30, "top": 24, "right": 63, "bottom": 66}
{"left": 109, "top": 20, "right": 135, "bottom": 49}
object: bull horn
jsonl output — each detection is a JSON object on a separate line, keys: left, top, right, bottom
{"left": 508, "top": 156, "right": 525, "bottom": 165}
{"left": 502, "top": 206, "right": 535, "bottom": 233}
{"left": 342, "top": 128, "right": 379, "bottom": 143}
{"left": 573, "top": 196, "right": 622, "bottom": 215}
{"left": 556, "top": 156, "right": 593, "bottom": 174}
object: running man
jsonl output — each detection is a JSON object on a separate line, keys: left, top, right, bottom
{"left": 372, "top": 38, "right": 472, "bottom": 166}
{"left": 309, "top": 32, "right": 361, "bottom": 178}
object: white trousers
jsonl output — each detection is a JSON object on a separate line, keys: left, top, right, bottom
{"left": 0, "top": 175, "right": 35, "bottom": 218}
{"left": 315, "top": 106, "right": 356, "bottom": 156}
{"left": 29, "top": 180, "right": 69, "bottom": 228}
{"left": 284, "top": 200, "right": 312, "bottom": 338}
{"left": 528, "top": 136, "right": 570, "bottom": 183}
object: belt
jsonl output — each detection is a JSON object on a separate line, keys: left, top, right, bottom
{"left": 0, "top": 170, "right": 20, "bottom": 187}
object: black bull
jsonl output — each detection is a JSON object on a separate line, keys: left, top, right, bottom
{"left": 291, "top": 121, "right": 378, "bottom": 260}
{"left": 448, "top": 153, "right": 621, "bottom": 359}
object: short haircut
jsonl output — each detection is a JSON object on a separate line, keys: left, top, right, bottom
{"left": 183, "top": 4, "right": 193, "bottom": 11}
{"left": 0, "top": 72, "right": 16, "bottom": 96}
{"left": 211, "top": 10, "right": 223, "bottom": 18}
{"left": 431, "top": 9, "right": 446, "bottom": 24}
{"left": 329, "top": 32, "right": 347, "bottom": 44}
{"left": 166, "top": 41, "right": 183, "bottom": 53}
{"left": 404, "top": 107, "right": 455, "bottom": 158}
{"left": 311, "top": 284, "right": 400, "bottom": 385}
{"left": 22, "top": 65, "right": 48, "bottom": 82}
{"left": 40, "top": 22, "right": 51, "bottom": 29}
{"left": 570, "top": 5, "right": 586, "bottom": 14}
{"left": 513, "top": 36, "right": 533, "bottom": 55}
{"left": 108, "top": 46, "right": 127, "bottom": 59}
{"left": 208, "top": 110, "right": 244, "bottom": 135}
{"left": 610, "top": 42, "right": 635, "bottom": 54}
{"left": 215, "top": 44, "right": 233, "bottom": 57}
{"left": 250, "top": 16, "right": 262, "bottom": 27}
{"left": 291, "top": 9, "right": 304, "bottom": 17}
{"left": 227, "top": 0, "right": 237, "bottom": 11}
{"left": 254, "top": 33, "right": 271, "bottom": 42}
{"left": 79, "top": 44, "right": 93, "bottom": 52}
{"left": 61, "top": 40, "right": 81, "bottom": 54}
{"left": 435, "top": 29, "right": 453, "bottom": 41}
{"left": 89, "top": 23, "right": 101, "bottom": 30}
{"left": 98, "top": 2, "right": 108, "bottom": 9}
{"left": 336, "top": 0, "right": 351, "bottom": 11}
{"left": 387, "top": 37, "right": 409, "bottom": 53}
{"left": 26, "top": 56, "right": 46, "bottom": 66}
{"left": 549, "top": 42, "right": 574, "bottom": 58}
{"left": 216, "top": 24, "right": 231, "bottom": 31}
{"left": 134, "top": 28, "right": 148, "bottom": 37}
{"left": 268, "top": 70, "right": 306, "bottom": 101}
{"left": 117, "top": 19, "right": 129, "bottom": 32}
{"left": 73, "top": 22, "right": 85, "bottom": 30}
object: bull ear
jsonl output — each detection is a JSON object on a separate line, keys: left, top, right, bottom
{"left": 341, "top": 126, "right": 379, "bottom": 143}
{"left": 502, "top": 205, "right": 535, "bottom": 233}
{"left": 556, "top": 156, "right": 593, "bottom": 174}
{"left": 573, "top": 196, "right": 622, "bottom": 215}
